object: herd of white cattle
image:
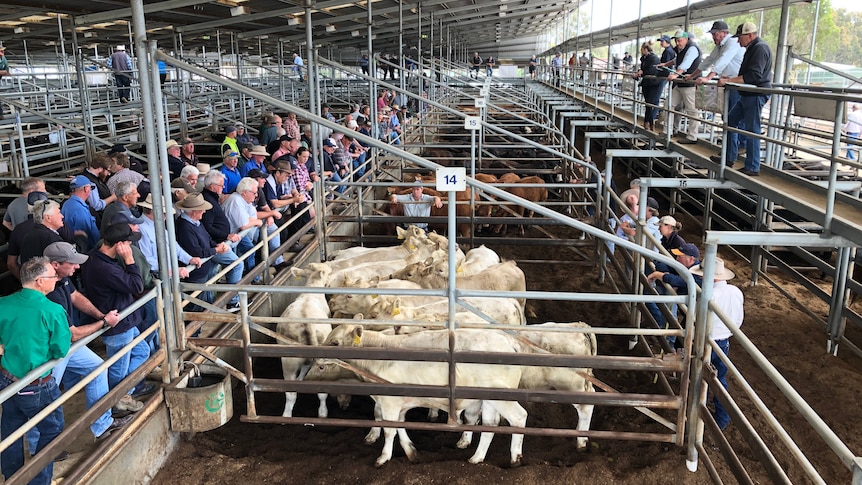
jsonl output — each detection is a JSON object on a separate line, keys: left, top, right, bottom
{"left": 274, "top": 225, "right": 598, "bottom": 467}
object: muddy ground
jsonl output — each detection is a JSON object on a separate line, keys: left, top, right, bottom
{"left": 153, "top": 220, "right": 862, "bottom": 485}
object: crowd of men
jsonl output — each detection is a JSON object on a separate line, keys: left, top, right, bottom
{"left": 1, "top": 102, "right": 406, "bottom": 481}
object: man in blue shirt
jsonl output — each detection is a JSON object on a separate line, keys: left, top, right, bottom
{"left": 61, "top": 176, "right": 100, "bottom": 251}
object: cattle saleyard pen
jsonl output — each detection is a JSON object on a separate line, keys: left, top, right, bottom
{"left": 1, "top": 4, "right": 862, "bottom": 481}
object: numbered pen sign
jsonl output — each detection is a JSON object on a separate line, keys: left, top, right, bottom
{"left": 463, "top": 115, "right": 481, "bottom": 130}
{"left": 479, "top": 88, "right": 489, "bottom": 97}
{"left": 474, "top": 98, "right": 486, "bottom": 108}
{"left": 436, "top": 167, "right": 467, "bottom": 192}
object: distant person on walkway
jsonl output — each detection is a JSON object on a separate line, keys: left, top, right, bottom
{"left": 552, "top": 51, "right": 563, "bottom": 87}
{"left": 716, "top": 22, "right": 773, "bottom": 176}
{"left": 842, "top": 103, "right": 862, "bottom": 161}
{"left": 654, "top": 35, "right": 677, "bottom": 129}
{"left": 690, "top": 258, "right": 743, "bottom": 431}
{"left": 293, "top": 53, "right": 304, "bottom": 82}
{"left": 486, "top": 56, "right": 495, "bottom": 77}
{"left": 633, "top": 42, "right": 662, "bottom": 131}
{"left": 665, "top": 31, "right": 702, "bottom": 144}
{"left": 470, "top": 52, "right": 483, "bottom": 79}
{"left": 109, "top": 45, "right": 133, "bottom": 103}
{"left": 0, "top": 45, "right": 9, "bottom": 118}
{"left": 359, "top": 54, "right": 370, "bottom": 76}
{"left": 529, "top": 55, "right": 538, "bottom": 80}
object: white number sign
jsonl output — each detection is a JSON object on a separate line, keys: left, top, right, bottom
{"left": 436, "top": 167, "right": 467, "bottom": 192}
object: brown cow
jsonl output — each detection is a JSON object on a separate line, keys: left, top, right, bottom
{"left": 492, "top": 176, "right": 548, "bottom": 236}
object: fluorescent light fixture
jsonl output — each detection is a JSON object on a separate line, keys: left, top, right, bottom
{"left": 326, "top": 24, "right": 336, "bottom": 32}
{"left": 230, "top": 6, "right": 249, "bottom": 16}
{"left": 287, "top": 17, "right": 300, "bottom": 26}
{"left": 500, "top": 4, "right": 507, "bottom": 10}
{"left": 351, "top": 30, "right": 360, "bottom": 37}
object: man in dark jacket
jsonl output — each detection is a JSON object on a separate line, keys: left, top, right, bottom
{"left": 79, "top": 224, "right": 154, "bottom": 397}
{"left": 717, "top": 22, "right": 773, "bottom": 176}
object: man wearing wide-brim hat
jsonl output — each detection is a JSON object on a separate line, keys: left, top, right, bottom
{"left": 690, "top": 257, "right": 743, "bottom": 430}
{"left": 173, "top": 192, "right": 242, "bottom": 310}
{"left": 240, "top": 145, "right": 269, "bottom": 178}
{"left": 137, "top": 193, "right": 200, "bottom": 279}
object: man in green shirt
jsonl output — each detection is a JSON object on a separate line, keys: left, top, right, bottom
{"left": 0, "top": 257, "right": 71, "bottom": 485}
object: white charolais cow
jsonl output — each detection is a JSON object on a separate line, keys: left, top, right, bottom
{"left": 329, "top": 277, "right": 423, "bottom": 318}
{"left": 306, "top": 324, "right": 528, "bottom": 467}
{"left": 391, "top": 260, "right": 527, "bottom": 310}
{"left": 366, "top": 295, "right": 525, "bottom": 327}
{"left": 277, "top": 263, "right": 332, "bottom": 418}
{"left": 329, "top": 225, "right": 425, "bottom": 261}
{"left": 438, "top": 244, "right": 500, "bottom": 277}
{"left": 455, "top": 322, "right": 598, "bottom": 451}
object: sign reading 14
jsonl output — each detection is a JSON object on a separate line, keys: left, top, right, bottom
{"left": 436, "top": 167, "right": 467, "bottom": 191}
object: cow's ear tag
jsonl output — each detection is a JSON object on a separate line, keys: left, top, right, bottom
{"left": 353, "top": 335, "right": 361, "bottom": 346}
{"left": 392, "top": 307, "right": 401, "bottom": 316}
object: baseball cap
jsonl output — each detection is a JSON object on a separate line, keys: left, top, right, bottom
{"left": 27, "top": 191, "right": 49, "bottom": 206}
{"left": 104, "top": 223, "right": 142, "bottom": 245}
{"left": 247, "top": 168, "right": 266, "bottom": 179}
{"left": 108, "top": 144, "right": 127, "bottom": 155}
{"left": 659, "top": 215, "right": 678, "bottom": 227}
{"left": 323, "top": 138, "right": 337, "bottom": 148}
{"left": 223, "top": 150, "right": 239, "bottom": 159}
{"left": 224, "top": 125, "right": 237, "bottom": 134}
{"left": 279, "top": 134, "right": 293, "bottom": 142}
{"left": 733, "top": 22, "right": 758, "bottom": 37}
{"left": 671, "top": 243, "right": 699, "bottom": 258}
{"left": 707, "top": 20, "right": 730, "bottom": 33}
{"left": 657, "top": 35, "right": 671, "bottom": 43}
{"left": 44, "top": 241, "right": 89, "bottom": 264}
{"left": 646, "top": 196, "right": 659, "bottom": 211}
{"left": 672, "top": 30, "right": 689, "bottom": 39}
{"left": 70, "top": 175, "right": 96, "bottom": 191}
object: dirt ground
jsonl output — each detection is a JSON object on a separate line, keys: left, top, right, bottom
{"left": 152, "top": 221, "right": 862, "bottom": 485}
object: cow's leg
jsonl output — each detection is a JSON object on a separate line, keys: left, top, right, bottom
{"left": 281, "top": 357, "right": 303, "bottom": 417}
{"left": 396, "top": 407, "right": 418, "bottom": 462}
{"left": 573, "top": 403, "right": 595, "bottom": 451}
{"left": 493, "top": 400, "right": 527, "bottom": 466}
{"left": 317, "top": 393, "right": 329, "bottom": 418}
{"left": 456, "top": 403, "right": 482, "bottom": 449}
{"left": 427, "top": 408, "right": 439, "bottom": 421}
{"left": 376, "top": 402, "right": 400, "bottom": 467}
{"left": 365, "top": 401, "right": 383, "bottom": 443}
{"left": 468, "top": 403, "right": 501, "bottom": 464}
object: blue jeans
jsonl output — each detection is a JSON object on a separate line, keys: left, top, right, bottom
{"left": 846, "top": 132, "right": 860, "bottom": 160}
{"left": 725, "top": 89, "right": 747, "bottom": 150}
{"left": 102, "top": 327, "right": 151, "bottom": 391}
{"left": 258, "top": 225, "right": 284, "bottom": 265}
{"left": 235, "top": 235, "right": 255, "bottom": 273}
{"left": 711, "top": 338, "right": 731, "bottom": 429}
{"left": 210, "top": 250, "right": 243, "bottom": 286}
{"left": 1, "top": 374, "right": 64, "bottom": 485}
{"left": 26, "top": 346, "right": 113, "bottom": 450}
{"left": 352, "top": 152, "right": 367, "bottom": 181}
{"left": 139, "top": 298, "right": 160, "bottom": 354}
{"left": 646, "top": 282, "right": 679, "bottom": 348}
{"left": 727, "top": 94, "right": 769, "bottom": 172}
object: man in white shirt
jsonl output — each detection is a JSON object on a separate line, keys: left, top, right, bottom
{"left": 842, "top": 103, "right": 862, "bottom": 161}
{"left": 691, "top": 258, "right": 744, "bottom": 431}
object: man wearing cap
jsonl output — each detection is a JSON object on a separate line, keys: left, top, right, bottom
{"left": 259, "top": 114, "right": 281, "bottom": 148}
{"left": 388, "top": 107, "right": 402, "bottom": 145}
{"left": 715, "top": 22, "right": 773, "bottom": 176}
{"left": 62, "top": 176, "right": 100, "bottom": 251}
{"left": 0, "top": 257, "right": 70, "bottom": 485}
{"left": 322, "top": 138, "right": 347, "bottom": 193}
{"left": 0, "top": 45, "right": 8, "bottom": 118}
{"left": 271, "top": 134, "right": 294, "bottom": 162}
{"left": 237, "top": 143, "right": 253, "bottom": 169}
{"left": 236, "top": 123, "right": 257, "bottom": 146}
{"left": 390, "top": 179, "right": 443, "bottom": 232}
{"left": 35, "top": 242, "right": 137, "bottom": 440}
{"left": 101, "top": 181, "right": 143, "bottom": 236}
{"left": 647, "top": 242, "right": 704, "bottom": 347}
{"left": 264, "top": 160, "right": 304, "bottom": 224}
{"left": 79, "top": 223, "right": 155, "bottom": 400}
{"left": 244, "top": 171, "right": 287, "bottom": 269}
{"left": 200, "top": 172, "right": 247, "bottom": 285}
{"left": 219, "top": 150, "right": 242, "bottom": 194}
{"left": 179, "top": 138, "right": 200, "bottom": 167}
{"left": 174, "top": 193, "right": 241, "bottom": 309}
{"left": 164, "top": 139, "right": 186, "bottom": 181}
{"left": 240, "top": 145, "right": 270, "bottom": 178}
{"left": 3, "top": 176, "right": 45, "bottom": 231}
{"left": 690, "top": 258, "right": 743, "bottom": 430}
{"left": 109, "top": 45, "right": 133, "bottom": 103}
{"left": 322, "top": 104, "right": 336, "bottom": 123}
{"left": 696, "top": 21, "right": 747, "bottom": 158}
{"left": 665, "top": 30, "right": 702, "bottom": 144}
{"left": 221, "top": 125, "right": 240, "bottom": 156}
